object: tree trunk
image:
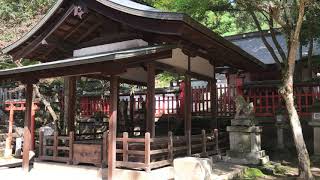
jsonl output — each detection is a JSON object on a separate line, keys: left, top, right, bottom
{"left": 280, "top": 81, "right": 313, "bottom": 179}
{"left": 279, "top": 1, "right": 313, "bottom": 179}
{"left": 33, "top": 85, "right": 59, "bottom": 131}
{"left": 14, "top": 60, "right": 59, "bottom": 131}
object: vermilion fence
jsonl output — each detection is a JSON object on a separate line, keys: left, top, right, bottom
{"left": 245, "top": 83, "right": 320, "bottom": 117}
{"left": 79, "top": 83, "right": 320, "bottom": 118}
{"left": 79, "top": 86, "right": 229, "bottom": 118}
{"left": 3, "top": 83, "right": 320, "bottom": 119}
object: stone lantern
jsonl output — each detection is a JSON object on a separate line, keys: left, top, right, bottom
{"left": 224, "top": 96, "right": 269, "bottom": 165}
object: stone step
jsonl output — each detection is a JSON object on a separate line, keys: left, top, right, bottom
{"left": 224, "top": 150, "right": 269, "bottom": 165}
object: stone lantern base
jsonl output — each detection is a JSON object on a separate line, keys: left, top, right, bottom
{"left": 224, "top": 119, "right": 269, "bottom": 165}
{"left": 309, "top": 118, "right": 320, "bottom": 158}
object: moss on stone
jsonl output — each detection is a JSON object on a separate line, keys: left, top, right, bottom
{"left": 242, "top": 168, "right": 265, "bottom": 179}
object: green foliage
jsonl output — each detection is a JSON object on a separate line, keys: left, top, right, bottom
{"left": 242, "top": 168, "right": 265, "bottom": 179}
{"left": 156, "top": 72, "right": 178, "bottom": 88}
{"left": 0, "top": 0, "right": 55, "bottom": 24}
{"left": 140, "top": 0, "right": 257, "bottom": 36}
{"left": 300, "top": 2, "right": 320, "bottom": 45}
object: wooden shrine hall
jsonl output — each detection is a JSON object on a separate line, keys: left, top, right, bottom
{"left": 0, "top": 0, "right": 265, "bottom": 179}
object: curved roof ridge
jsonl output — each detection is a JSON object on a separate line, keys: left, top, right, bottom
{"left": 1, "top": 0, "right": 266, "bottom": 71}
{"left": 108, "top": 0, "right": 161, "bottom": 12}
{"left": 2, "top": 0, "right": 65, "bottom": 54}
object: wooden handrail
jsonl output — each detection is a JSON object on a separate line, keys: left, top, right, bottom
{"left": 39, "top": 131, "right": 73, "bottom": 163}
{"left": 114, "top": 129, "right": 220, "bottom": 172}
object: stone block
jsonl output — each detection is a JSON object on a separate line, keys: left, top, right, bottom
{"left": 174, "top": 157, "right": 214, "bottom": 180}
{"left": 226, "top": 150, "right": 266, "bottom": 159}
{"left": 309, "top": 121, "right": 320, "bottom": 156}
{"left": 312, "top": 112, "right": 320, "bottom": 122}
{"left": 231, "top": 119, "right": 255, "bottom": 126}
{"left": 227, "top": 126, "right": 262, "bottom": 133}
{"left": 225, "top": 124, "right": 268, "bottom": 165}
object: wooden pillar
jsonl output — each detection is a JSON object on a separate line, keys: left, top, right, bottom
{"left": 30, "top": 103, "right": 36, "bottom": 150}
{"left": 22, "top": 82, "right": 34, "bottom": 172}
{"left": 108, "top": 76, "right": 119, "bottom": 180}
{"left": 64, "top": 76, "right": 76, "bottom": 134}
{"left": 129, "top": 94, "right": 134, "bottom": 136}
{"left": 184, "top": 56, "right": 192, "bottom": 155}
{"left": 146, "top": 63, "right": 155, "bottom": 137}
{"left": 184, "top": 74, "right": 192, "bottom": 135}
{"left": 4, "top": 105, "right": 14, "bottom": 157}
{"left": 210, "top": 77, "right": 217, "bottom": 129}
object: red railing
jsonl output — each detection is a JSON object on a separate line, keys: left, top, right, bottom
{"left": 79, "top": 83, "right": 320, "bottom": 119}
{"left": 79, "top": 86, "right": 234, "bottom": 118}
{"left": 245, "top": 84, "right": 320, "bottom": 117}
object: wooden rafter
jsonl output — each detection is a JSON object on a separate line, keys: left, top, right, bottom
{"left": 63, "top": 15, "right": 93, "bottom": 40}
{"left": 76, "top": 21, "right": 104, "bottom": 43}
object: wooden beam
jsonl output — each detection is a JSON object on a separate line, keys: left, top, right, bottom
{"left": 153, "top": 61, "right": 212, "bottom": 81}
{"left": 64, "top": 14, "right": 93, "bottom": 40}
{"left": 77, "top": 32, "right": 142, "bottom": 49}
{"left": 22, "top": 83, "right": 33, "bottom": 172}
{"left": 76, "top": 21, "right": 103, "bottom": 43}
{"left": 0, "top": 61, "right": 126, "bottom": 82}
{"left": 108, "top": 76, "right": 119, "bottom": 180}
{"left": 64, "top": 76, "right": 77, "bottom": 134}
{"left": 146, "top": 63, "right": 156, "bottom": 137}
{"left": 44, "top": 37, "right": 75, "bottom": 53}
{"left": 84, "top": 74, "right": 147, "bottom": 86}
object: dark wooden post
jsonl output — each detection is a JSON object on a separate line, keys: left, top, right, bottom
{"left": 64, "top": 76, "right": 77, "bottom": 134}
{"left": 146, "top": 63, "right": 156, "bottom": 137}
{"left": 201, "top": 129, "right": 207, "bottom": 156}
{"left": 214, "top": 129, "right": 220, "bottom": 155}
{"left": 209, "top": 78, "right": 217, "bottom": 129}
{"left": 144, "top": 132, "right": 151, "bottom": 172}
{"left": 129, "top": 94, "right": 134, "bottom": 135}
{"left": 69, "top": 131, "right": 74, "bottom": 164}
{"left": 102, "top": 131, "right": 108, "bottom": 167}
{"left": 168, "top": 131, "right": 173, "bottom": 164}
{"left": 22, "top": 82, "right": 34, "bottom": 172}
{"left": 53, "top": 132, "right": 58, "bottom": 160}
{"left": 185, "top": 56, "right": 192, "bottom": 156}
{"left": 4, "top": 104, "right": 14, "bottom": 157}
{"left": 30, "top": 103, "right": 36, "bottom": 150}
{"left": 39, "top": 131, "right": 44, "bottom": 158}
{"left": 123, "top": 132, "right": 128, "bottom": 162}
{"left": 184, "top": 74, "right": 192, "bottom": 133}
{"left": 108, "top": 76, "right": 119, "bottom": 180}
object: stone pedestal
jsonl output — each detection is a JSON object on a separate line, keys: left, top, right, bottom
{"left": 275, "top": 114, "right": 287, "bottom": 150}
{"left": 275, "top": 122, "right": 286, "bottom": 149}
{"left": 225, "top": 119, "right": 269, "bottom": 165}
{"left": 309, "top": 112, "right": 320, "bottom": 157}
